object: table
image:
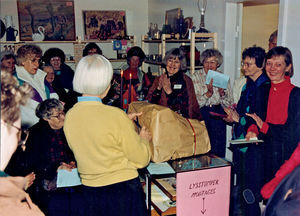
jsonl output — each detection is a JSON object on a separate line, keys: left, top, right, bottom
{"left": 145, "top": 154, "right": 231, "bottom": 216}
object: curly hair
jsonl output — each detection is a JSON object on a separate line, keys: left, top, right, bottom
{"left": 43, "top": 47, "right": 66, "bottom": 64}
{"left": 35, "top": 98, "right": 64, "bottom": 119}
{"left": 1, "top": 71, "right": 32, "bottom": 124}
{"left": 16, "top": 44, "right": 42, "bottom": 66}
{"left": 82, "top": 42, "right": 103, "bottom": 57}
{"left": 242, "top": 46, "right": 266, "bottom": 68}
{"left": 200, "top": 49, "right": 223, "bottom": 67}
{"left": 126, "top": 46, "right": 145, "bottom": 67}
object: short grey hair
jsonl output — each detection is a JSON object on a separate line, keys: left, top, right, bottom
{"left": 162, "top": 48, "right": 187, "bottom": 71}
{"left": 36, "top": 98, "right": 64, "bottom": 119}
{"left": 200, "top": 49, "right": 223, "bottom": 67}
{"left": 73, "top": 55, "right": 113, "bottom": 95}
{"left": 269, "top": 30, "right": 278, "bottom": 43}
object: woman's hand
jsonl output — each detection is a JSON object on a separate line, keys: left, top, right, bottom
{"left": 206, "top": 79, "right": 214, "bottom": 97}
{"left": 246, "top": 113, "right": 263, "bottom": 129}
{"left": 139, "top": 126, "right": 152, "bottom": 142}
{"left": 157, "top": 75, "right": 164, "bottom": 90}
{"left": 218, "top": 88, "right": 225, "bottom": 97}
{"left": 69, "top": 161, "right": 76, "bottom": 169}
{"left": 245, "top": 131, "right": 257, "bottom": 140}
{"left": 24, "top": 172, "right": 35, "bottom": 190}
{"left": 160, "top": 74, "right": 172, "bottom": 94}
{"left": 223, "top": 107, "right": 240, "bottom": 123}
{"left": 57, "top": 162, "right": 73, "bottom": 172}
{"left": 128, "top": 112, "right": 142, "bottom": 121}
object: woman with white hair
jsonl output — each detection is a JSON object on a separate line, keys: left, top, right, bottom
{"left": 64, "top": 55, "right": 151, "bottom": 216}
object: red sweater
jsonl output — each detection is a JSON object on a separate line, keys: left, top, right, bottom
{"left": 260, "top": 76, "right": 294, "bottom": 134}
{"left": 123, "top": 68, "right": 138, "bottom": 80}
{"left": 261, "top": 143, "right": 300, "bottom": 199}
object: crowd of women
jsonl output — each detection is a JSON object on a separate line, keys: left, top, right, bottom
{"left": 0, "top": 34, "right": 299, "bottom": 215}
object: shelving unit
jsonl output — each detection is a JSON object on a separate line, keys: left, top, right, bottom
{"left": 141, "top": 32, "right": 217, "bottom": 75}
{"left": 0, "top": 36, "right": 136, "bottom": 67}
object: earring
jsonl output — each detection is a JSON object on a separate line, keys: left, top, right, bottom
{"left": 21, "top": 142, "right": 26, "bottom": 152}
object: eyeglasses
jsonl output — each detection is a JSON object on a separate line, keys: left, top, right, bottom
{"left": 51, "top": 111, "right": 65, "bottom": 119}
{"left": 241, "top": 62, "right": 255, "bottom": 68}
{"left": 50, "top": 57, "right": 61, "bottom": 62}
{"left": 9, "top": 124, "right": 29, "bottom": 151}
{"left": 88, "top": 50, "right": 98, "bottom": 55}
{"left": 204, "top": 60, "right": 217, "bottom": 65}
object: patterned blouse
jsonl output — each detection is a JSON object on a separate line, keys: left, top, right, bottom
{"left": 189, "top": 68, "right": 233, "bottom": 108}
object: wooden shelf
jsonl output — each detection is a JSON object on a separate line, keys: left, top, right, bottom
{"left": 142, "top": 32, "right": 217, "bottom": 75}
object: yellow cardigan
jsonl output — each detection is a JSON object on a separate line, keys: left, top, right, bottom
{"left": 64, "top": 101, "right": 150, "bottom": 187}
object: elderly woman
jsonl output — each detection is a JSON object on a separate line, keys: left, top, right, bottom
{"left": 246, "top": 46, "right": 300, "bottom": 184}
{"left": 15, "top": 44, "right": 58, "bottom": 128}
{"left": 41, "top": 65, "right": 80, "bottom": 111}
{"left": 268, "top": 30, "right": 277, "bottom": 51}
{"left": 190, "top": 49, "right": 233, "bottom": 157}
{"left": 0, "top": 71, "right": 43, "bottom": 215}
{"left": 104, "top": 46, "right": 152, "bottom": 106}
{"left": 146, "top": 48, "right": 201, "bottom": 119}
{"left": 25, "top": 98, "right": 83, "bottom": 216}
{"left": 225, "top": 46, "right": 270, "bottom": 216}
{"left": 82, "top": 42, "right": 103, "bottom": 56}
{"left": 43, "top": 48, "right": 74, "bottom": 91}
{"left": 123, "top": 46, "right": 152, "bottom": 96}
{"left": 64, "top": 54, "right": 151, "bottom": 216}
{"left": 1, "top": 51, "right": 16, "bottom": 75}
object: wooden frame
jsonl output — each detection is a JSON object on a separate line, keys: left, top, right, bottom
{"left": 165, "top": 8, "right": 181, "bottom": 33}
{"left": 17, "top": 0, "right": 76, "bottom": 41}
{"left": 83, "top": 10, "right": 127, "bottom": 40}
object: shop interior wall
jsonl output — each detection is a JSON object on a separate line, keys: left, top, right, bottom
{"left": 242, "top": 3, "right": 279, "bottom": 52}
{"left": 0, "top": 0, "right": 148, "bottom": 63}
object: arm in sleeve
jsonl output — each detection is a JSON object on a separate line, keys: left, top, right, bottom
{"left": 246, "top": 83, "right": 270, "bottom": 135}
{"left": 260, "top": 88, "right": 300, "bottom": 156}
{"left": 119, "top": 114, "right": 151, "bottom": 168}
{"left": 186, "top": 77, "right": 202, "bottom": 120}
{"left": 220, "top": 79, "right": 234, "bottom": 108}
{"left": 146, "top": 77, "right": 161, "bottom": 104}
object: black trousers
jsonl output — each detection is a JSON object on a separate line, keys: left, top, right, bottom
{"left": 200, "top": 105, "right": 227, "bottom": 158}
{"left": 82, "top": 177, "right": 147, "bottom": 216}
{"left": 229, "top": 144, "right": 265, "bottom": 216}
{"left": 33, "top": 186, "right": 86, "bottom": 216}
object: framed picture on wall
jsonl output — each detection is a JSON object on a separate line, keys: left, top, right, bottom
{"left": 17, "top": 0, "right": 75, "bottom": 41}
{"left": 83, "top": 10, "right": 127, "bottom": 40}
{"left": 165, "top": 8, "right": 181, "bottom": 33}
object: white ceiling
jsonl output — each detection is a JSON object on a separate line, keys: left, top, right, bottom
{"left": 226, "top": 0, "right": 279, "bottom": 5}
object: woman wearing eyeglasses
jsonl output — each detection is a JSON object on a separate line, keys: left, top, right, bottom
{"left": 1, "top": 70, "right": 44, "bottom": 215}
{"left": 190, "top": 48, "right": 233, "bottom": 158}
{"left": 24, "top": 98, "right": 84, "bottom": 216}
{"left": 246, "top": 46, "right": 300, "bottom": 185}
{"left": 223, "top": 46, "right": 270, "bottom": 216}
{"left": 146, "top": 48, "right": 201, "bottom": 120}
{"left": 15, "top": 44, "right": 58, "bottom": 128}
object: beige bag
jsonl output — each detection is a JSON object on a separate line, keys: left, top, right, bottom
{"left": 128, "top": 101, "right": 211, "bottom": 163}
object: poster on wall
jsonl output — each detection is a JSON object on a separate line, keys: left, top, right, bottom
{"left": 17, "top": 0, "right": 75, "bottom": 41}
{"left": 83, "top": 10, "right": 127, "bottom": 40}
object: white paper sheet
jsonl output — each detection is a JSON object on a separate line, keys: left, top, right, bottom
{"left": 57, "top": 168, "right": 81, "bottom": 188}
{"left": 230, "top": 137, "right": 264, "bottom": 144}
{"left": 147, "top": 162, "right": 175, "bottom": 175}
{"left": 205, "top": 70, "right": 229, "bottom": 89}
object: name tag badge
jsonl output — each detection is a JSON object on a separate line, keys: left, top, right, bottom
{"left": 174, "top": 84, "right": 182, "bottom": 89}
